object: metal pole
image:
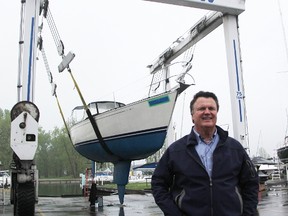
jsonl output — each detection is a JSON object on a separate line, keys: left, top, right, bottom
{"left": 222, "top": 15, "right": 248, "bottom": 149}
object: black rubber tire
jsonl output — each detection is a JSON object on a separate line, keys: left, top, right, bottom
{"left": 14, "top": 182, "right": 35, "bottom": 216}
{"left": 10, "top": 172, "right": 17, "bottom": 205}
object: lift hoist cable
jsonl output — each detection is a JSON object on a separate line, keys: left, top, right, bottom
{"left": 46, "top": 8, "right": 64, "bottom": 56}
{"left": 39, "top": 3, "right": 77, "bottom": 169}
{"left": 37, "top": 7, "right": 73, "bottom": 144}
{"left": 41, "top": 48, "right": 72, "bottom": 142}
{"left": 42, "top": 5, "right": 120, "bottom": 160}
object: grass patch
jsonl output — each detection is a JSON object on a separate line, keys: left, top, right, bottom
{"left": 99, "top": 182, "right": 151, "bottom": 190}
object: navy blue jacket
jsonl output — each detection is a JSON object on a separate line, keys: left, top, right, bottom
{"left": 152, "top": 126, "right": 259, "bottom": 216}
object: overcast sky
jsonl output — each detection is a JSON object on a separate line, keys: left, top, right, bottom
{"left": 1, "top": 0, "right": 288, "bottom": 158}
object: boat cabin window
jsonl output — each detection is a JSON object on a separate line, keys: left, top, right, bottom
{"left": 93, "top": 101, "right": 125, "bottom": 114}
{"left": 71, "top": 101, "right": 125, "bottom": 123}
{"left": 71, "top": 106, "right": 86, "bottom": 124}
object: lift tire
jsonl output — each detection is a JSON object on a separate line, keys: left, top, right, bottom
{"left": 15, "top": 182, "right": 35, "bottom": 216}
{"left": 10, "top": 172, "right": 17, "bottom": 205}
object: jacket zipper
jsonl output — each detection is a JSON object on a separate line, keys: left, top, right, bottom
{"left": 198, "top": 160, "right": 214, "bottom": 216}
{"left": 187, "top": 147, "right": 214, "bottom": 216}
{"left": 209, "top": 177, "right": 213, "bottom": 216}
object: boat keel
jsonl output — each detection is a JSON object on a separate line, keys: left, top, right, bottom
{"left": 113, "top": 161, "right": 131, "bottom": 204}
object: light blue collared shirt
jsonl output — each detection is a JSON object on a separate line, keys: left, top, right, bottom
{"left": 193, "top": 128, "right": 219, "bottom": 177}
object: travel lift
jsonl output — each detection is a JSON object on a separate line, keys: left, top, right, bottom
{"left": 9, "top": 0, "right": 247, "bottom": 215}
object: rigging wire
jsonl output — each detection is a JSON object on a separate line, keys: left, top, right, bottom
{"left": 148, "top": 45, "right": 196, "bottom": 97}
{"left": 93, "top": 73, "right": 151, "bottom": 102}
{"left": 285, "top": 109, "right": 288, "bottom": 143}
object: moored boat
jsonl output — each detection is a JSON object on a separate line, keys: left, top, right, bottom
{"left": 277, "top": 136, "right": 288, "bottom": 164}
{"left": 277, "top": 147, "right": 288, "bottom": 164}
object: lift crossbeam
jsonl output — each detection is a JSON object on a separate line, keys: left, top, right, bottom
{"left": 143, "top": 0, "right": 245, "bottom": 15}
{"left": 148, "top": 11, "right": 223, "bottom": 74}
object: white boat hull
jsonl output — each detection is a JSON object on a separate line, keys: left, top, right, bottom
{"left": 70, "top": 89, "right": 179, "bottom": 162}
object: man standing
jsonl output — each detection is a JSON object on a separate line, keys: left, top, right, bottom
{"left": 152, "top": 91, "right": 259, "bottom": 216}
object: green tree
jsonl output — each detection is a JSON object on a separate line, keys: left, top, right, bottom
{"left": 47, "top": 126, "right": 88, "bottom": 178}
{"left": 35, "top": 127, "right": 52, "bottom": 178}
{"left": 51, "top": 127, "right": 75, "bottom": 177}
{"left": 0, "top": 108, "right": 12, "bottom": 169}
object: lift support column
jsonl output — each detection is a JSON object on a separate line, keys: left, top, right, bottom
{"left": 144, "top": 0, "right": 248, "bottom": 148}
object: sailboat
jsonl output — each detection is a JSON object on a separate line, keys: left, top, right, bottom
{"left": 69, "top": 58, "right": 193, "bottom": 204}
{"left": 71, "top": 88, "right": 182, "bottom": 163}
{"left": 276, "top": 0, "right": 288, "bottom": 165}
{"left": 36, "top": 2, "right": 195, "bottom": 204}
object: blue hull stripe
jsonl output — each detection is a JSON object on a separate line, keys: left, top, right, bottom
{"left": 148, "top": 95, "right": 170, "bottom": 107}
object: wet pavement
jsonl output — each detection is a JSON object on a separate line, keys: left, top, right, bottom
{"left": 0, "top": 193, "right": 163, "bottom": 216}
{"left": 1, "top": 187, "right": 288, "bottom": 215}
{"left": 258, "top": 186, "right": 288, "bottom": 216}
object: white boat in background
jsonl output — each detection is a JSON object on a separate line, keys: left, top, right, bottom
{"left": 258, "top": 164, "right": 278, "bottom": 176}
{"left": 252, "top": 156, "right": 278, "bottom": 184}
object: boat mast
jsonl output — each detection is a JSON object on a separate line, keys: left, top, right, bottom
{"left": 277, "top": 0, "right": 288, "bottom": 65}
{"left": 285, "top": 109, "right": 288, "bottom": 146}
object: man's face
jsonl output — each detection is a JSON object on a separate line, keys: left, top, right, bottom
{"left": 192, "top": 97, "right": 218, "bottom": 130}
